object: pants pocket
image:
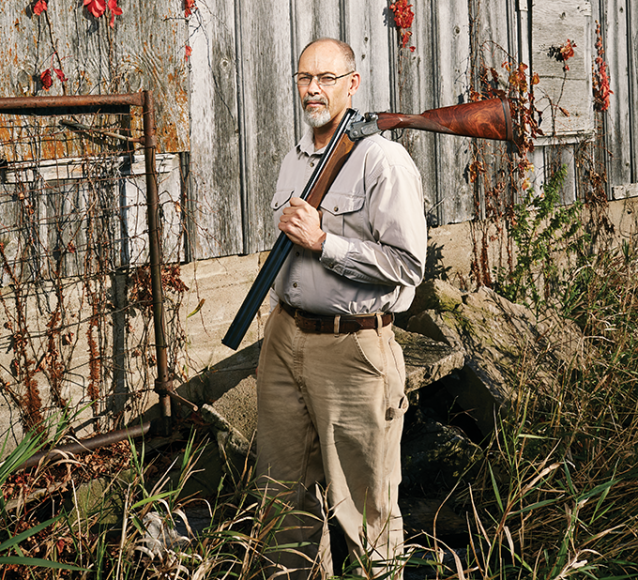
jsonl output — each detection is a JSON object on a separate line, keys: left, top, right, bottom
{"left": 385, "top": 395, "right": 408, "bottom": 420}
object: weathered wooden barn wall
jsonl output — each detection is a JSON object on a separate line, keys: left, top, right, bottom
{"left": 0, "top": 0, "right": 636, "bottom": 258}
{"left": 594, "top": 0, "right": 638, "bottom": 199}
{"left": 0, "top": 0, "right": 636, "bottom": 447}
{"left": 0, "top": 2, "right": 189, "bottom": 151}
{"left": 187, "top": 0, "right": 638, "bottom": 258}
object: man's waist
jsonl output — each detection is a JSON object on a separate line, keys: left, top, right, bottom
{"left": 279, "top": 301, "right": 393, "bottom": 334}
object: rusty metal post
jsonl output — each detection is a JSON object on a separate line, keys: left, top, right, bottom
{"left": 142, "top": 90, "right": 173, "bottom": 437}
{"left": 18, "top": 422, "right": 152, "bottom": 471}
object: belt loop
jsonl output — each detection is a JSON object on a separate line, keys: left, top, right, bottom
{"left": 376, "top": 313, "right": 383, "bottom": 336}
{"left": 333, "top": 315, "right": 341, "bottom": 337}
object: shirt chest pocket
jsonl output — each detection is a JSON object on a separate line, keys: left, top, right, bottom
{"left": 271, "top": 189, "right": 294, "bottom": 223}
{"left": 320, "top": 190, "right": 366, "bottom": 237}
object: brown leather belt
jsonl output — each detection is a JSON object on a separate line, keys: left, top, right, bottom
{"left": 280, "top": 301, "right": 394, "bottom": 334}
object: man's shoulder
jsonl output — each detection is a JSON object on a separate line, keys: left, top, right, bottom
{"left": 356, "top": 133, "right": 418, "bottom": 173}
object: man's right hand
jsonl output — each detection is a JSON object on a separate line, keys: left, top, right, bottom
{"left": 279, "top": 197, "right": 327, "bottom": 254}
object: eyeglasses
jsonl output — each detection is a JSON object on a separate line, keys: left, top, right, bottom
{"left": 293, "top": 72, "right": 354, "bottom": 86}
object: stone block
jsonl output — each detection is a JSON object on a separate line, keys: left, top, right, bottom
{"left": 393, "top": 327, "right": 465, "bottom": 393}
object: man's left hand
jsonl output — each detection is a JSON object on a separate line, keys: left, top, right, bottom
{"left": 279, "top": 197, "right": 327, "bottom": 253}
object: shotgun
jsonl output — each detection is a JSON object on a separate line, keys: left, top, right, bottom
{"left": 222, "top": 97, "right": 513, "bottom": 350}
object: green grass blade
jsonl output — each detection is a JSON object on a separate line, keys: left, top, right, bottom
{"left": 488, "top": 463, "right": 504, "bottom": 513}
{"left": 0, "top": 556, "right": 86, "bottom": 570}
{"left": 0, "top": 556, "right": 86, "bottom": 572}
{"left": 130, "top": 491, "right": 177, "bottom": 510}
{"left": 0, "top": 517, "right": 61, "bottom": 552}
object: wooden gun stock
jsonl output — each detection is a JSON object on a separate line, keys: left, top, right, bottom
{"left": 222, "top": 98, "right": 513, "bottom": 350}
{"left": 377, "top": 97, "right": 512, "bottom": 141}
{"left": 347, "top": 97, "right": 513, "bottom": 142}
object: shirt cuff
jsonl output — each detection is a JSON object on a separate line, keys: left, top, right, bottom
{"left": 319, "top": 232, "right": 349, "bottom": 273}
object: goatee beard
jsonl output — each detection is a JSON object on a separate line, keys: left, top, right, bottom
{"left": 303, "top": 96, "right": 331, "bottom": 128}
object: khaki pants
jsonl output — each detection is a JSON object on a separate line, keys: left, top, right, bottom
{"left": 256, "top": 305, "right": 407, "bottom": 579}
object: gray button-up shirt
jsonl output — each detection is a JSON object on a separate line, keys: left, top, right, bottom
{"left": 271, "top": 129, "right": 427, "bottom": 315}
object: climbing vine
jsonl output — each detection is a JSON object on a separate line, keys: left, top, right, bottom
{"left": 466, "top": 18, "right": 615, "bottom": 309}
{"left": 389, "top": 0, "right": 416, "bottom": 52}
{"left": 32, "top": 0, "right": 197, "bottom": 90}
{"left": 593, "top": 21, "right": 612, "bottom": 112}
{"left": 548, "top": 39, "right": 577, "bottom": 72}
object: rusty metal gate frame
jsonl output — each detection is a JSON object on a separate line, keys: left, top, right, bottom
{"left": 0, "top": 92, "right": 195, "bottom": 469}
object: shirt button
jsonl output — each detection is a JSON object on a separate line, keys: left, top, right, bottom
{"left": 310, "top": 162, "right": 315, "bottom": 167}
{"left": 293, "top": 282, "right": 298, "bottom": 288}
{"left": 334, "top": 206, "right": 339, "bottom": 212}
{"left": 296, "top": 251, "right": 300, "bottom": 257}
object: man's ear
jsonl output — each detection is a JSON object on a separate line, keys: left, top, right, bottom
{"left": 348, "top": 72, "right": 361, "bottom": 97}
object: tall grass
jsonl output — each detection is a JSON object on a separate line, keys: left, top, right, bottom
{"left": 0, "top": 423, "right": 326, "bottom": 579}
{"left": 459, "top": 240, "right": 638, "bottom": 579}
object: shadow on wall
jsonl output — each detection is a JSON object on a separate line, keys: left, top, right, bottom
{"left": 178, "top": 340, "right": 261, "bottom": 408}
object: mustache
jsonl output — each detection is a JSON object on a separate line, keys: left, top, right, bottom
{"left": 303, "top": 95, "right": 328, "bottom": 108}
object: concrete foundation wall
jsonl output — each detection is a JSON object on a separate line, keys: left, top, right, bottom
{"left": 176, "top": 196, "right": 638, "bottom": 382}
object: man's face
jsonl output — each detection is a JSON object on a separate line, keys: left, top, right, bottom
{"left": 297, "top": 41, "right": 360, "bottom": 130}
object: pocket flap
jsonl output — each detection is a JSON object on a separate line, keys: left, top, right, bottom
{"left": 320, "top": 191, "right": 365, "bottom": 216}
{"left": 271, "top": 189, "right": 293, "bottom": 210}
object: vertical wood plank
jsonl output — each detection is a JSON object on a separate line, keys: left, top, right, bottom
{"left": 344, "top": 0, "right": 394, "bottom": 114}
{"left": 392, "top": 0, "right": 438, "bottom": 223}
{"left": 188, "top": 0, "right": 243, "bottom": 258}
{"left": 531, "top": 0, "right": 594, "bottom": 137}
{"left": 630, "top": 0, "right": 638, "bottom": 183}
{"left": 112, "top": 2, "right": 190, "bottom": 152}
{"left": 237, "top": 0, "right": 295, "bottom": 254}
{"left": 432, "top": 0, "right": 474, "bottom": 224}
{"left": 470, "top": 0, "right": 520, "bottom": 217}
{"left": 603, "top": 0, "right": 633, "bottom": 186}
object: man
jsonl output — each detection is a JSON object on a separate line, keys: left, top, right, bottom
{"left": 256, "top": 38, "right": 427, "bottom": 578}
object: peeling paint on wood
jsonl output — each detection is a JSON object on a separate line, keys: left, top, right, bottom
{"left": 0, "top": 1, "right": 188, "bottom": 154}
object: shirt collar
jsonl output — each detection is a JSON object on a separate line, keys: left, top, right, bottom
{"left": 297, "top": 129, "right": 326, "bottom": 157}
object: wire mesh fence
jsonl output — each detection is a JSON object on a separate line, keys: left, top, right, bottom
{"left": 0, "top": 94, "right": 187, "bottom": 441}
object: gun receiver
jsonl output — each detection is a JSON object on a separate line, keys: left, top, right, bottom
{"left": 222, "top": 98, "right": 512, "bottom": 350}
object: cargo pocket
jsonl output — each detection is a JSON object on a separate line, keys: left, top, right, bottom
{"left": 385, "top": 331, "right": 408, "bottom": 421}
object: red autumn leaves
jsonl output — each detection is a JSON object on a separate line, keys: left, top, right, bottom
{"left": 184, "top": 0, "right": 197, "bottom": 18}
{"left": 389, "top": 0, "right": 415, "bottom": 52}
{"left": 32, "top": 0, "right": 47, "bottom": 15}
{"left": 83, "top": 0, "right": 123, "bottom": 28}
{"left": 593, "top": 21, "right": 612, "bottom": 112}
{"left": 33, "top": 0, "right": 122, "bottom": 27}
{"left": 548, "top": 39, "right": 577, "bottom": 72}
{"left": 40, "top": 67, "right": 67, "bottom": 90}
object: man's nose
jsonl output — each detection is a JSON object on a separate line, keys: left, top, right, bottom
{"left": 307, "top": 76, "right": 322, "bottom": 92}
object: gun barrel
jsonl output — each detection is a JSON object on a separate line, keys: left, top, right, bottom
{"left": 376, "top": 97, "right": 513, "bottom": 142}
{"left": 222, "top": 109, "right": 360, "bottom": 350}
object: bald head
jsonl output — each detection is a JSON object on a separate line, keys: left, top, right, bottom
{"left": 299, "top": 38, "right": 356, "bottom": 73}
{"left": 295, "top": 37, "right": 361, "bottom": 147}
